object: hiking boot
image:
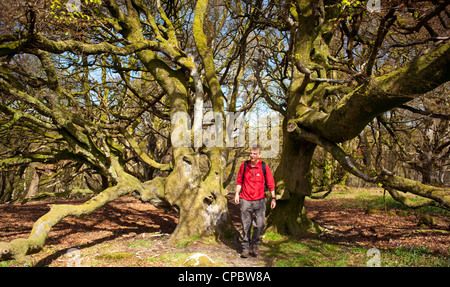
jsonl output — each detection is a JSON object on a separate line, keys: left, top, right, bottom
{"left": 251, "top": 246, "right": 259, "bottom": 257}
{"left": 241, "top": 250, "right": 250, "bottom": 258}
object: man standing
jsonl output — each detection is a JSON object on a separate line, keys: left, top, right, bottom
{"left": 235, "top": 145, "right": 276, "bottom": 258}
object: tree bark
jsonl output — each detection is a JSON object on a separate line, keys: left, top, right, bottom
{"left": 266, "top": 119, "right": 322, "bottom": 236}
{"left": 158, "top": 147, "right": 237, "bottom": 245}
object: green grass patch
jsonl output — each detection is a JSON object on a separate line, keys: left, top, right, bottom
{"left": 264, "top": 233, "right": 366, "bottom": 267}
{"left": 176, "top": 235, "right": 201, "bottom": 247}
{"left": 128, "top": 238, "right": 154, "bottom": 249}
{"left": 263, "top": 233, "right": 449, "bottom": 267}
{"left": 379, "top": 245, "right": 449, "bottom": 267}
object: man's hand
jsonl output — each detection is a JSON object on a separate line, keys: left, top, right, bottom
{"left": 234, "top": 192, "right": 240, "bottom": 204}
{"left": 235, "top": 185, "right": 242, "bottom": 204}
{"left": 270, "top": 198, "right": 276, "bottom": 209}
{"left": 270, "top": 191, "right": 276, "bottom": 209}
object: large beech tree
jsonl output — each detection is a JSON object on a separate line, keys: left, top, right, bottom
{"left": 0, "top": 0, "right": 244, "bottom": 261}
{"left": 0, "top": 0, "right": 449, "bottom": 262}
{"left": 260, "top": 0, "right": 450, "bottom": 234}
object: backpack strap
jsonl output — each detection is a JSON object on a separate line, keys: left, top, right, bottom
{"left": 261, "top": 161, "right": 268, "bottom": 191}
{"left": 261, "top": 161, "right": 267, "bottom": 183}
{"left": 243, "top": 160, "right": 249, "bottom": 175}
{"left": 241, "top": 160, "right": 249, "bottom": 189}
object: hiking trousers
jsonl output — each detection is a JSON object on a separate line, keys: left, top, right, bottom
{"left": 240, "top": 198, "right": 266, "bottom": 252}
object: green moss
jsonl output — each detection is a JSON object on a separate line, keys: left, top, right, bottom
{"left": 96, "top": 252, "right": 135, "bottom": 261}
{"left": 0, "top": 40, "right": 27, "bottom": 56}
{"left": 418, "top": 215, "right": 435, "bottom": 227}
{"left": 395, "top": 210, "right": 410, "bottom": 217}
{"left": 177, "top": 235, "right": 201, "bottom": 247}
{"left": 289, "top": 3, "right": 298, "bottom": 21}
{"left": 1, "top": 157, "right": 151, "bottom": 262}
{"left": 376, "top": 41, "right": 450, "bottom": 96}
{"left": 8, "top": 239, "right": 29, "bottom": 263}
{"left": 365, "top": 208, "right": 396, "bottom": 216}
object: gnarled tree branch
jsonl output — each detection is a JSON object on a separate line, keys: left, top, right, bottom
{"left": 301, "top": 41, "right": 450, "bottom": 143}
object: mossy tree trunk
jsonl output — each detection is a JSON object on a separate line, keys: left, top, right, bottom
{"left": 266, "top": 128, "right": 322, "bottom": 236}
{"left": 105, "top": 0, "right": 238, "bottom": 245}
{"left": 263, "top": 0, "right": 330, "bottom": 236}
{"left": 153, "top": 147, "right": 237, "bottom": 245}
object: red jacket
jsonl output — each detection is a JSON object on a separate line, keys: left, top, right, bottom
{"left": 236, "top": 160, "right": 275, "bottom": 201}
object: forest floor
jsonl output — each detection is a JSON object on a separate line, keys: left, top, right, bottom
{"left": 0, "top": 187, "right": 448, "bottom": 267}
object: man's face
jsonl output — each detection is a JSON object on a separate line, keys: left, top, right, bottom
{"left": 250, "top": 149, "right": 260, "bottom": 162}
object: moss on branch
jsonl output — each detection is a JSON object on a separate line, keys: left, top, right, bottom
{"left": 33, "top": 34, "right": 161, "bottom": 56}
{"left": 380, "top": 176, "right": 450, "bottom": 210}
{"left": 122, "top": 128, "right": 171, "bottom": 171}
{"left": 295, "top": 42, "right": 450, "bottom": 143}
{"left": 193, "top": 0, "right": 224, "bottom": 110}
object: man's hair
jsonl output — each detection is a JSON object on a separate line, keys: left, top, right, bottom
{"left": 250, "top": 144, "right": 262, "bottom": 154}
